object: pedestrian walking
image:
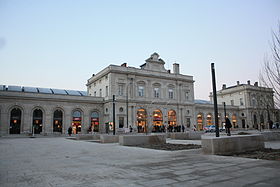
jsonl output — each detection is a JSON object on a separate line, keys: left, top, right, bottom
{"left": 225, "top": 118, "right": 232, "bottom": 136}
{"left": 68, "top": 126, "right": 72, "bottom": 136}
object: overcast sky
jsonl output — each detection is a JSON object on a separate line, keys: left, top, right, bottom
{"left": 0, "top": 0, "right": 279, "bottom": 100}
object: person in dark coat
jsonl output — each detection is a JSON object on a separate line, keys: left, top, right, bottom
{"left": 68, "top": 126, "right": 72, "bottom": 136}
{"left": 225, "top": 118, "right": 232, "bottom": 136}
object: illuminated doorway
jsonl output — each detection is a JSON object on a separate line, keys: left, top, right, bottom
{"left": 153, "top": 110, "right": 163, "bottom": 132}
{"left": 232, "top": 114, "right": 237, "bottom": 128}
{"left": 197, "top": 114, "right": 203, "bottom": 131}
{"left": 91, "top": 112, "right": 99, "bottom": 132}
{"left": 10, "top": 108, "right": 21, "bottom": 134}
{"left": 53, "top": 110, "right": 63, "bottom": 133}
{"left": 33, "top": 109, "right": 43, "bottom": 134}
{"left": 137, "top": 109, "right": 147, "bottom": 133}
{"left": 206, "top": 114, "right": 212, "bottom": 126}
{"left": 168, "top": 110, "right": 176, "bottom": 132}
{"left": 72, "top": 110, "right": 82, "bottom": 134}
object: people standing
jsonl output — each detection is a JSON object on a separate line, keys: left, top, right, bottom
{"left": 68, "top": 126, "right": 72, "bottom": 136}
{"left": 225, "top": 118, "right": 232, "bottom": 136}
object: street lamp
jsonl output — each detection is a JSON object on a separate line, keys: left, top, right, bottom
{"left": 211, "top": 63, "right": 219, "bottom": 137}
{"left": 113, "top": 95, "right": 116, "bottom": 135}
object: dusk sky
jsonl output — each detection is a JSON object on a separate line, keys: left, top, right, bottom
{"left": 0, "top": 0, "right": 279, "bottom": 100}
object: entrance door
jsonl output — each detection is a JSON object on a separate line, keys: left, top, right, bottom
{"left": 10, "top": 108, "right": 21, "bottom": 134}
{"left": 33, "top": 109, "right": 43, "bottom": 134}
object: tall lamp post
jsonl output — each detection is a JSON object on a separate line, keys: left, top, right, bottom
{"left": 211, "top": 63, "right": 219, "bottom": 137}
{"left": 223, "top": 102, "right": 226, "bottom": 128}
{"left": 113, "top": 95, "right": 116, "bottom": 135}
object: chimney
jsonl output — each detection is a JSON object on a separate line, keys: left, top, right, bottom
{"left": 247, "top": 80, "right": 250, "bottom": 85}
{"left": 222, "top": 84, "right": 226, "bottom": 90}
{"left": 173, "top": 63, "right": 180, "bottom": 74}
{"left": 254, "top": 82, "right": 258, "bottom": 87}
{"left": 237, "top": 81, "right": 240, "bottom": 86}
{"left": 121, "top": 63, "right": 127, "bottom": 67}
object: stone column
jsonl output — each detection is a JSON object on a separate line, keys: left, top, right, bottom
{"left": 83, "top": 111, "right": 90, "bottom": 134}
{"left": 44, "top": 110, "right": 52, "bottom": 135}
{"left": 0, "top": 108, "right": 8, "bottom": 135}
{"left": 147, "top": 108, "right": 153, "bottom": 133}
{"left": 23, "top": 107, "right": 32, "bottom": 134}
{"left": 65, "top": 110, "right": 72, "bottom": 135}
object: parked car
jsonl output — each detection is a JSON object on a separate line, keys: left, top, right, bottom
{"left": 204, "top": 125, "right": 216, "bottom": 132}
{"left": 272, "top": 122, "right": 279, "bottom": 129}
{"left": 204, "top": 125, "right": 224, "bottom": 133}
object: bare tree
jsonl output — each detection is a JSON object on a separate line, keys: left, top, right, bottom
{"left": 260, "top": 23, "right": 280, "bottom": 109}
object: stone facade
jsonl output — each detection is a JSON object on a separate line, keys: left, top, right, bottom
{"left": 87, "top": 53, "right": 195, "bottom": 133}
{"left": 0, "top": 90, "right": 104, "bottom": 136}
{"left": 0, "top": 53, "right": 279, "bottom": 135}
{"left": 209, "top": 81, "right": 278, "bottom": 129}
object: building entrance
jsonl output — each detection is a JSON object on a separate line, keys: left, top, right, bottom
{"left": 153, "top": 110, "right": 164, "bottom": 132}
{"left": 137, "top": 109, "right": 147, "bottom": 133}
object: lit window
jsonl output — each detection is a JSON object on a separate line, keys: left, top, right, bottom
{"left": 138, "top": 86, "right": 144, "bottom": 97}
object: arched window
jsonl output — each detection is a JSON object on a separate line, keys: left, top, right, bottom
{"left": 10, "top": 108, "right": 21, "bottom": 134}
{"left": 197, "top": 114, "right": 203, "bottom": 131}
{"left": 91, "top": 112, "right": 99, "bottom": 132}
{"left": 72, "top": 110, "right": 82, "bottom": 134}
{"left": 168, "top": 110, "right": 176, "bottom": 132}
{"left": 153, "top": 110, "right": 163, "bottom": 132}
{"left": 206, "top": 114, "right": 212, "bottom": 126}
{"left": 53, "top": 110, "right": 63, "bottom": 133}
{"left": 137, "top": 109, "right": 147, "bottom": 133}
{"left": 33, "top": 109, "right": 43, "bottom": 134}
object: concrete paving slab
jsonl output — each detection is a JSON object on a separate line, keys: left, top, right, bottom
{"left": 1, "top": 137, "right": 280, "bottom": 187}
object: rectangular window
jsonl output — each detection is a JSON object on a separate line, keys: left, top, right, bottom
{"left": 138, "top": 86, "right": 144, "bottom": 97}
{"left": 185, "top": 92, "right": 189, "bottom": 100}
{"left": 154, "top": 87, "right": 160, "bottom": 98}
{"left": 186, "top": 117, "right": 191, "bottom": 128}
{"left": 231, "top": 100, "right": 234, "bottom": 106}
{"left": 94, "top": 91, "right": 96, "bottom": 97}
{"left": 119, "top": 117, "right": 124, "bottom": 128}
{"left": 168, "top": 89, "right": 174, "bottom": 99}
{"left": 106, "top": 86, "right": 108, "bottom": 97}
{"left": 99, "top": 89, "right": 102, "bottom": 97}
{"left": 240, "top": 98, "right": 244, "bottom": 106}
{"left": 118, "top": 84, "right": 124, "bottom": 96}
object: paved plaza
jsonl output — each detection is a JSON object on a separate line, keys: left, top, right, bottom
{"left": 0, "top": 137, "right": 280, "bottom": 187}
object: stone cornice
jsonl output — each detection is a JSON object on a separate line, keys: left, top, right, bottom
{"left": 87, "top": 65, "right": 194, "bottom": 85}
